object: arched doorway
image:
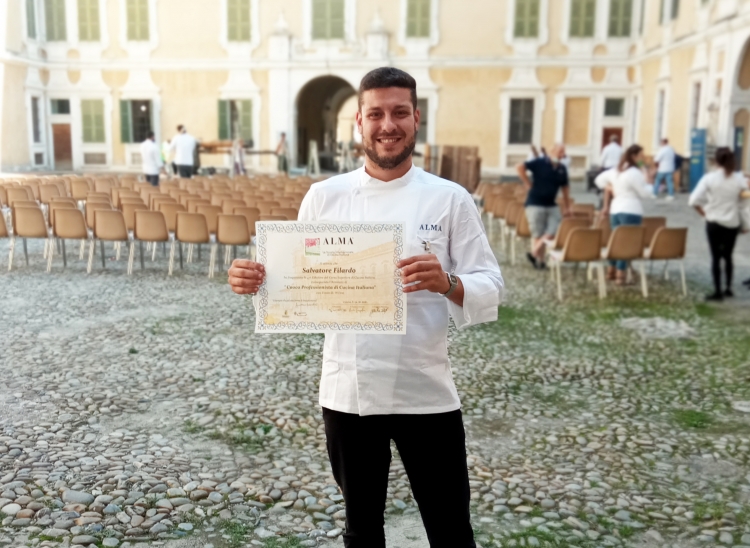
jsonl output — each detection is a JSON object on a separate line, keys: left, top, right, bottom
{"left": 296, "top": 76, "right": 356, "bottom": 169}
{"left": 731, "top": 36, "right": 750, "bottom": 169}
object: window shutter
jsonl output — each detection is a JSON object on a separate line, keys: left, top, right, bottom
{"left": 45, "top": 0, "right": 67, "bottom": 41}
{"left": 417, "top": 0, "right": 430, "bottom": 38}
{"left": 78, "top": 0, "right": 100, "bottom": 41}
{"left": 27, "top": 0, "right": 37, "bottom": 39}
{"left": 82, "top": 100, "right": 92, "bottom": 142}
{"left": 228, "top": 0, "right": 251, "bottom": 42}
{"left": 93, "top": 100, "right": 104, "bottom": 142}
{"left": 406, "top": 0, "right": 418, "bottom": 38}
{"left": 329, "top": 0, "right": 345, "bottom": 40}
{"left": 527, "top": 0, "right": 539, "bottom": 38}
{"left": 515, "top": 0, "right": 539, "bottom": 38}
{"left": 218, "top": 100, "right": 230, "bottom": 140}
{"left": 82, "top": 100, "right": 104, "bottom": 143}
{"left": 120, "top": 100, "right": 132, "bottom": 143}
{"left": 570, "top": 0, "right": 582, "bottom": 37}
{"left": 127, "top": 0, "right": 148, "bottom": 41}
{"left": 239, "top": 0, "right": 251, "bottom": 41}
{"left": 583, "top": 0, "right": 595, "bottom": 37}
{"left": 312, "top": 0, "right": 326, "bottom": 39}
{"left": 227, "top": 0, "right": 237, "bottom": 40}
{"left": 239, "top": 100, "right": 253, "bottom": 143}
{"left": 671, "top": 0, "right": 679, "bottom": 19}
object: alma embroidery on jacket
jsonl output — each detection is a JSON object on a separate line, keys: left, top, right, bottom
{"left": 419, "top": 224, "right": 443, "bottom": 231}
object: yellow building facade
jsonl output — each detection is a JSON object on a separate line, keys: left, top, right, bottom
{"left": 3, "top": 0, "right": 750, "bottom": 176}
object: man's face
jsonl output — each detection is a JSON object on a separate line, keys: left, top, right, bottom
{"left": 356, "top": 88, "right": 419, "bottom": 170}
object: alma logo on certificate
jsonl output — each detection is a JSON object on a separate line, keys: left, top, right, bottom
{"left": 304, "top": 238, "right": 321, "bottom": 256}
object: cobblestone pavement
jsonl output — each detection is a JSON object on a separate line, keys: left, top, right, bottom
{"left": 0, "top": 195, "right": 749, "bottom": 548}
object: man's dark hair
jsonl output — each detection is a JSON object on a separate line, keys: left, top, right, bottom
{"left": 147, "top": 131, "right": 155, "bottom": 140}
{"left": 358, "top": 67, "right": 418, "bottom": 110}
{"left": 177, "top": 125, "right": 184, "bottom": 132}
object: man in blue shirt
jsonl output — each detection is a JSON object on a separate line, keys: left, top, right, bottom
{"left": 515, "top": 144, "right": 572, "bottom": 269}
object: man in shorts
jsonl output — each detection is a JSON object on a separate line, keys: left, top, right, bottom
{"left": 515, "top": 144, "right": 572, "bottom": 269}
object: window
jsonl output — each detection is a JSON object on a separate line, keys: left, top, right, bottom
{"left": 639, "top": 0, "right": 645, "bottom": 34}
{"left": 569, "top": 0, "right": 595, "bottom": 38}
{"left": 31, "top": 98, "right": 42, "bottom": 143}
{"left": 608, "top": 0, "right": 632, "bottom": 37}
{"left": 406, "top": 0, "right": 431, "bottom": 38}
{"left": 77, "top": 0, "right": 100, "bottom": 41}
{"left": 126, "top": 0, "right": 149, "bottom": 41}
{"left": 691, "top": 83, "right": 701, "bottom": 129}
{"left": 120, "top": 100, "right": 152, "bottom": 143}
{"left": 514, "top": 0, "right": 539, "bottom": 38}
{"left": 312, "top": 0, "right": 344, "bottom": 40}
{"left": 655, "top": 89, "right": 665, "bottom": 145}
{"left": 27, "top": 0, "right": 37, "bottom": 39}
{"left": 671, "top": 0, "right": 680, "bottom": 19}
{"left": 218, "top": 100, "right": 253, "bottom": 144}
{"left": 604, "top": 98, "right": 625, "bottom": 117}
{"left": 227, "top": 0, "right": 251, "bottom": 41}
{"left": 417, "top": 98, "right": 428, "bottom": 144}
{"left": 51, "top": 99, "right": 71, "bottom": 114}
{"left": 509, "top": 99, "right": 534, "bottom": 144}
{"left": 45, "top": 0, "right": 67, "bottom": 41}
{"left": 34, "top": 152, "right": 45, "bottom": 165}
{"left": 82, "top": 100, "right": 105, "bottom": 143}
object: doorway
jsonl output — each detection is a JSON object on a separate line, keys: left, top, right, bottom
{"left": 52, "top": 123, "right": 73, "bottom": 171}
{"left": 296, "top": 76, "right": 356, "bottom": 169}
{"left": 602, "top": 127, "right": 623, "bottom": 149}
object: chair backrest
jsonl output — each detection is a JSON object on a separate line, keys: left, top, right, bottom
{"left": 39, "top": 184, "right": 61, "bottom": 204}
{"left": 562, "top": 228, "right": 604, "bottom": 263}
{"left": 211, "top": 193, "right": 233, "bottom": 207}
{"left": 53, "top": 208, "right": 88, "bottom": 240}
{"left": 71, "top": 179, "right": 92, "bottom": 200}
{"left": 120, "top": 197, "right": 146, "bottom": 207}
{"left": 648, "top": 227, "right": 687, "bottom": 260}
{"left": 552, "top": 218, "right": 590, "bottom": 250}
{"left": 175, "top": 212, "right": 210, "bottom": 244}
{"left": 492, "top": 197, "right": 512, "bottom": 219}
{"left": 271, "top": 207, "right": 298, "bottom": 220}
{"left": 594, "top": 213, "right": 612, "bottom": 248}
{"left": 642, "top": 216, "right": 667, "bottom": 249}
{"left": 233, "top": 207, "right": 260, "bottom": 236}
{"left": 94, "top": 179, "right": 113, "bottom": 194}
{"left": 605, "top": 225, "right": 645, "bottom": 261}
{"left": 159, "top": 202, "right": 187, "bottom": 232}
{"left": 86, "top": 195, "right": 112, "bottom": 206}
{"left": 121, "top": 202, "right": 148, "bottom": 231}
{"left": 0, "top": 186, "right": 7, "bottom": 206}
{"left": 94, "top": 209, "right": 128, "bottom": 241}
{"left": 217, "top": 215, "right": 251, "bottom": 246}
{"left": 134, "top": 210, "right": 169, "bottom": 242}
{"left": 515, "top": 208, "right": 531, "bottom": 238}
{"left": 86, "top": 202, "right": 113, "bottom": 229}
{"left": 0, "top": 215, "right": 7, "bottom": 238}
{"left": 504, "top": 202, "right": 523, "bottom": 228}
{"left": 7, "top": 187, "right": 35, "bottom": 207}
{"left": 150, "top": 195, "right": 175, "bottom": 211}
{"left": 187, "top": 198, "right": 211, "bottom": 213}
{"left": 260, "top": 214, "right": 288, "bottom": 221}
{"left": 11, "top": 200, "right": 39, "bottom": 210}
{"left": 49, "top": 201, "right": 77, "bottom": 228}
{"left": 196, "top": 204, "right": 222, "bottom": 233}
{"left": 256, "top": 200, "right": 281, "bottom": 215}
{"left": 572, "top": 203, "right": 596, "bottom": 215}
{"left": 222, "top": 199, "right": 247, "bottom": 214}
{"left": 13, "top": 206, "right": 48, "bottom": 238}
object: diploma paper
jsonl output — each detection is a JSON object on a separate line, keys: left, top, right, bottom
{"left": 255, "top": 222, "right": 406, "bottom": 334}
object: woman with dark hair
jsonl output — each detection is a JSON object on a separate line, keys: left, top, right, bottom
{"left": 596, "top": 144, "right": 654, "bottom": 284}
{"left": 689, "top": 147, "right": 750, "bottom": 301}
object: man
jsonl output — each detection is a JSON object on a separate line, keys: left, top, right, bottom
{"left": 600, "top": 134, "right": 623, "bottom": 170}
{"left": 169, "top": 125, "right": 197, "bottom": 179}
{"left": 140, "top": 131, "right": 162, "bottom": 186}
{"left": 654, "top": 137, "right": 676, "bottom": 200}
{"left": 276, "top": 132, "right": 289, "bottom": 174}
{"left": 228, "top": 67, "right": 503, "bottom": 548}
{"left": 516, "top": 144, "right": 572, "bottom": 270}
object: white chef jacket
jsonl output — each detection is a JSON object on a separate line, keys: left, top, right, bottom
{"left": 600, "top": 143, "right": 623, "bottom": 169}
{"left": 595, "top": 166, "right": 654, "bottom": 216}
{"left": 654, "top": 145, "right": 676, "bottom": 173}
{"left": 689, "top": 169, "right": 749, "bottom": 228}
{"left": 169, "top": 133, "right": 197, "bottom": 166}
{"left": 296, "top": 165, "right": 504, "bottom": 416}
{"left": 140, "top": 139, "right": 163, "bottom": 176}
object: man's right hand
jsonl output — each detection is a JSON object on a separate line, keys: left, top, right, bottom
{"left": 228, "top": 259, "right": 265, "bottom": 295}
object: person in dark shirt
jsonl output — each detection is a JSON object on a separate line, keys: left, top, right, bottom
{"left": 515, "top": 144, "right": 572, "bottom": 269}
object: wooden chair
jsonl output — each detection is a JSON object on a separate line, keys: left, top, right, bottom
{"left": 641, "top": 217, "right": 667, "bottom": 250}
{"left": 644, "top": 227, "right": 688, "bottom": 297}
{"left": 209, "top": 215, "right": 251, "bottom": 278}
{"left": 510, "top": 207, "right": 532, "bottom": 266}
{"left": 121, "top": 202, "right": 148, "bottom": 233}
{"left": 8, "top": 206, "right": 48, "bottom": 270}
{"left": 129, "top": 210, "right": 170, "bottom": 274}
{"left": 39, "top": 184, "right": 62, "bottom": 205}
{"left": 159, "top": 202, "right": 187, "bottom": 233}
{"left": 222, "top": 199, "right": 247, "bottom": 215}
{"left": 48, "top": 208, "right": 88, "bottom": 271}
{"left": 548, "top": 228, "right": 606, "bottom": 301}
{"left": 88, "top": 210, "right": 129, "bottom": 273}
{"left": 270, "top": 207, "right": 298, "bottom": 220}
{"left": 601, "top": 226, "right": 647, "bottom": 296}
{"left": 196, "top": 204, "right": 222, "bottom": 235}
{"left": 170, "top": 212, "right": 210, "bottom": 275}
{"left": 85, "top": 202, "right": 113, "bottom": 231}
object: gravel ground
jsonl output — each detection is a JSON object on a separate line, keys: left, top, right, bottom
{"left": 0, "top": 198, "right": 749, "bottom": 548}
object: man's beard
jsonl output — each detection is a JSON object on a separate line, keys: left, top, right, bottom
{"left": 363, "top": 133, "right": 417, "bottom": 170}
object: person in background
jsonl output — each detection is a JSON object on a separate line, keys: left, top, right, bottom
{"left": 653, "top": 138, "right": 677, "bottom": 200}
{"left": 169, "top": 125, "right": 197, "bottom": 179}
{"left": 596, "top": 144, "right": 653, "bottom": 285}
{"left": 689, "top": 147, "right": 750, "bottom": 301}
{"left": 600, "top": 134, "right": 623, "bottom": 170}
{"left": 516, "top": 144, "right": 572, "bottom": 270}
{"left": 140, "top": 131, "right": 163, "bottom": 186}
{"left": 276, "top": 132, "right": 289, "bottom": 174}
{"left": 161, "top": 139, "right": 174, "bottom": 177}
{"left": 232, "top": 137, "right": 246, "bottom": 176}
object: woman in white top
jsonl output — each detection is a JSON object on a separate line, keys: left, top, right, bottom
{"left": 595, "top": 144, "right": 654, "bottom": 284}
{"left": 688, "top": 147, "right": 750, "bottom": 301}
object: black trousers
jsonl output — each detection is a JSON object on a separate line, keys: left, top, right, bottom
{"left": 706, "top": 222, "right": 740, "bottom": 293}
{"left": 177, "top": 164, "right": 193, "bottom": 178}
{"left": 145, "top": 174, "right": 159, "bottom": 186}
{"left": 322, "top": 407, "right": 476, "bottom": 548}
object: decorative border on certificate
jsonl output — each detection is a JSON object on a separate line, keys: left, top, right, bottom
{"left": 255, "top": 222, "right": 405, "bottom": 334}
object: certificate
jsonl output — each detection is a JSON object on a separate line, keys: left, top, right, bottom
{"left": 255, "top": 222, "right": 406, "bottom": 334}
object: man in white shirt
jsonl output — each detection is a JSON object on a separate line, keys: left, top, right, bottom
{"left": 140, "top": 131, "right": 163, "bottom": 186}
{"left": 168, "top": 125, "right": 198, "bottom": 179}
{"left": 653, "top": 138, "right": 677, "bottom": 200}
{"left": 600, "top": 135, "right": 623, "bottom": 170}
{"left": 228, "top": 68, "right": 503, "bottom": 547}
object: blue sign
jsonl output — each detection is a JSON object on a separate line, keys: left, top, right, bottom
{"left": 689, "top": 129, "right": 707, "bottom": 192}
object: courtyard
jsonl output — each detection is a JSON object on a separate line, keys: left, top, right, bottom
{"left": 1, "top": 187, "right": 750, "bottom": 548}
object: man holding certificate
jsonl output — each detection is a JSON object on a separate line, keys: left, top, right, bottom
{"left": 229, "top": 67, "right": 503, "bottom": 548}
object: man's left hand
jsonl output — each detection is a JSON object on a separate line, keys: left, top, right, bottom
{"left": 398, "top": 254, "right": 450, "bottom": 294}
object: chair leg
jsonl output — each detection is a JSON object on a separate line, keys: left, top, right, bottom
{"left": 100, "top": 240, "right": 106, "bottom": 269}
{"left": 640, "top": 262, "right": 649, "bottom": 298}
{"left": 663, "top": 261, "right": 670, "bottom": 281}
{"left": 127, "top": 242, "right": 135, "bottom": 275}
{"left": 198, "top": 244, "right": 202, "bottom": 262}
{"left": 115, "top": 242, "right": 121, "bottom": 261}
{"left": 556, "top": 263, "right": 563, "bottom": 301}
{"left": 168, "top": 241, "right": 176, "bottom": 276}
{"left": 23, "top": 238, "right": 29, "bottom": 266}
{"left": 179, "top": 242, "right": 184, "bottom": 269}
{"left": 8, "top": 236, "right": 14, "bottom": 271}
{"left": 79, "top": 240, "right": 85, "bottom": 260}
{"left": 87, "top": 240, "right": 95, "bottom": 273}
{"left": 680, "top": 261, "right": 687, "bottom": 297}
{"left": 152, "top": 242, "right": 157, "bottom": 261}
{"left": 62, "top": 240, "right": 67, "bottom": 268}
{"left": 598, "top": 264, "right": 607, "bottom": 299}
{"left": 43, "top": 238, "right": 48, "bottom": 260}
{"left": 209, "top": 244, "right": 217, "bottom": 278}
{"left": 224, "top": 245, "right": 231, "bottom": 266}
{"left": 46, "top": 238, "right": 54, "bottom": 273}
{"left": 140, "top": 241, "right": 145, "bottom": 271}
{"left": 511, "top": 236, "right": 516, "bottom": 266}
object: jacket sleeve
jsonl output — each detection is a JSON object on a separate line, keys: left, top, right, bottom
{"left": 447, "top": 192, "right": 504, "bottom": 329}
{"left": 688, "top": 177, "right": 708, "bottom": 208}
{"left": 595, "top": 168, "right": 614, "bottom": 190}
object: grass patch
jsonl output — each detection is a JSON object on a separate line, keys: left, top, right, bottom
{"left": 674, "top": 409, "right": 713, "bottom": 429}
{"left": 263, "top": 538, "right": 302, "bottom": 548}
{"left": 207, "top": 429, "right": 263, "bottom": 452}
{"left": 183, "top": 420, "right": 204, "bottom": 434}
{"left": 693, "top": 501, "right": 728, "bottom": 522}
{"left": 128, "top": 348, "right": 139, "bottom": 354}
{"left": 220, "top": 520, "right": 251, "bottom": 548}
{"left": 294, "top": 354, "right": 306, "bottom": 362}
{"left": 618, "top": 525, "right": 635, "bottom": 539}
